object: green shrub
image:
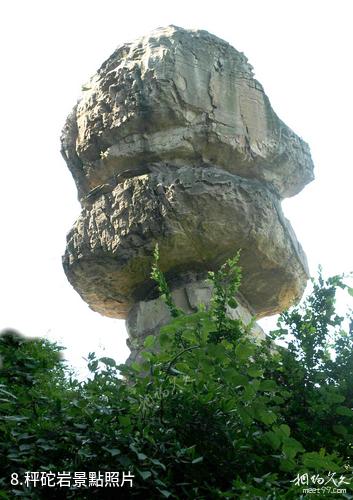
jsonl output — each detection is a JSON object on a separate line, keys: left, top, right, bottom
{"left": 0, "top": 255, "right": 352, "bottom": 499}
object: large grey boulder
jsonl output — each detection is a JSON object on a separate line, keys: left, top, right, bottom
{"left": 61, "top": 26, "right": 314, "bottom": 356}
{"left": 61, "top": 26, "right": 314, "bottom": 201}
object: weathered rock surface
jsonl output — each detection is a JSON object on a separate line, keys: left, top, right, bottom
{"left": 61, "top": 26, "right": 314, "bottom": 355}
{"left": 61, "top": 26, "right": 314, "bottom": 201}
{"left": 63, "top": 165, "right": 308, "bottom": 319}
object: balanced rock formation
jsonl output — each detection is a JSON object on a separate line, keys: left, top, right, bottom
{"left": 61, "top": 26, "right": 314, "bottom": 360}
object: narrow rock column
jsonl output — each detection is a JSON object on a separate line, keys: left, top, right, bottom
{"left": 126, "top": 281, "right": 265, "bottom": 364}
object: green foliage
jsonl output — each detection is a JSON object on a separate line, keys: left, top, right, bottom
{"left": 269, "top": 270, "right": 353, "bottom": 460}
{"left": 208, "top": 251, "right": 242, "bottom": 342}
{"left": 0, "top": 260, "right": 353, "bottom": 499}
{"left": 151, "top": 243, "right": 181, "bottom": 318}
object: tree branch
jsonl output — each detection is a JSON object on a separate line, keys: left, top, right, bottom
{"left": 165, "top": 345, "right": 200, "bottom": 374}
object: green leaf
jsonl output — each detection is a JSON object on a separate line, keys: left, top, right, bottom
{"left": 150, "top": 458, "right": 166, "bottom": 471}
{"left": 192, "top": 456, "right": 203, "bottom": 464}
{"left": 278, "top": 424, "right": 291, "bottom": 438}
{"left": 99, "top": 357, "right": 116, "bottom": 367}
{"left": 250, "top": 379, "right": 260, "bottom": 392}
{"left": 264, "top": 424, "right": 291, "bottom": 450}
{"left": 263, "top": 431, "right": 281, "bottom": 450}
{"left": 280, "top": 457, "right": 297, "bottom": 472}
{"left": 0, "top": 416, "right": 29, "bottom": 422}
{"left": 206, "top": 343, "right": 227, "bottom": 359}
{"left": 243, "top": 384, "right": 257, "bottom": 400}
{"left": 174, "top": 362, "right": 189, "bottom": 373}
{"left": 321, "top": 390, "right": 345, "bottom": 404}
{"left": 228, "top": 298, "right": 238, "bottom": 309}
{"left": 255, "top": 408, "right": 277, "bottom": 425}
{"left": 141, "top": 351, "right": 153, "bottom": 361}
{"left": 302, "top": 452, "right": 340, "bottom": 471}
{"left": 223, "top": 368, "right": 248, "bottom": 386}
{"left": 235, "top": 342, "right": 255, "bottom": 361}
{"left": 260, "top": 380, "right": 278, "bottom": 392}
{"left": 118, "top": 415, "right": 131, "bottom": 427}
{"left": 333, "top": 424, "right": 348, "bottom": 435}
{"left": 19, "top": 444, "right": 32, "bottom": 451}
{"left": 336, "top": 406, "right": 353, "bottom": 417}
{"left": 118, "top": 455, "right": 132, "bottom": 468}
{"left": 158, "top": 489, "right": 172, "bottom": 498}
{"left": 138, "top": 470, "right": 152, "bottom": 480}
{"left": 247, "top": 367, "right": 263, "bottom": 378}
{"left": 282, "top": 437, "right": 305, "bottom": 459}
{"left": 183, "top": 329, "right": 198, "bottom": 343}
{"left": 144, "top": 335, "right": 155, "bottom": 348}
{"left": 159, "top": 331, "right": 172, "bottom": 347}
{"left": 103, "top": 447, "right": 121, "bottom": 457}
{"left": 237, "top": 407, "right": 253, "bottom": 426}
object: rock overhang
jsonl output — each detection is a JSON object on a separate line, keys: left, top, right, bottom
{"left": 63, "top": 165, "right": 309, "bottom": 319}
{"left": 61, "top": 25, "right": 314, "bottom": 323}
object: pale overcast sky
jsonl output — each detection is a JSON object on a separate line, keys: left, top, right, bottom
{"left": 1, "top": 0, "right": 352, "bottom": 376}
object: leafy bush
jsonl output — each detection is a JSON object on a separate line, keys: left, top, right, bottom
{"left": 0, "top": 254, "right": 352, "bottom": 499}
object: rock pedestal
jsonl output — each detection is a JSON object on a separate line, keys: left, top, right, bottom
{"left": 126, "top": 281, "right": 265, "bottom": 364}
{"left": 61, "top": 26, "right": 314, "bottom": 359}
